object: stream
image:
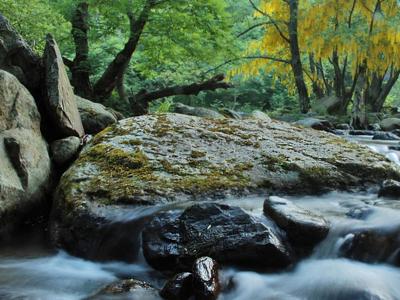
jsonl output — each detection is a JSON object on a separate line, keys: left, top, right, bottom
{"left": 1, "top": 134, "right": 400, "bottom": 300}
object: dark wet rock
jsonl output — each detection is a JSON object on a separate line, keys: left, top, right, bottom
{"left": 346, "top": 206, "right": 374, "bottom": 220}
{"left": 368, "top": 123, "right": 381, "bottom": 131}
{"left": 88, "top": 279, "right": 159, "bottom": 300}
{"left": 160, "top": 272, "right": 193, "bottom": 300}
{"left": 372, "top": 132, "right": 400, "bottom": 141}
{"left": 142, "top": 203, "right": 293, "bottom": 272}
{"left": 294, "top": 117, "right": 334, "bottom": 132}
{"left": 263, "top": 196, "right": 329, "bottom": 249}
{"left": 173, "top": 103, "right": 223, "bottom": 119}
{"left": 378, "top": 179, "right": 400, "bottom": 198}
{"left": 389, "top": 145, "right": 400, "bottom": 151}
{"left": 43, "top": 35, "right": 84, "bottom": 138}
{"left": 0, "top": 70, "right": 51, "bottom": 235}
{"left": 380, "top": 118, "right": 400, "bottom": 132}
{"left": 391, "top": 129, "right": 400, "bottom": 137}
{"left": 349, "top": 130, "right": 376, "bottom": 136}
{"left": 50, "top": 113, "right": 400, "bottom": 260}
{"left": 76, "top": 96, "right": 117, "bottom": 134}
{"left": 340, "top": 230, "right": 400, "bottom": 266}
{"left": 336, "top": 123, "right": 352, "bottom": 130}
{"left": 193, "top": 257, "right": 220, "bottom": 300}
{"left": 50, "top": 136, "right": 81, "bottom": 166}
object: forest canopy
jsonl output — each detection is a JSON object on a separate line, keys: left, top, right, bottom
{"left": 1, "top": 0, "right": 400, "bottom": 123}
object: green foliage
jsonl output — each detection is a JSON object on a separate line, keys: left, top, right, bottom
{"left": 0, "top": 0, "right": 70, "bottom": 52}
{"left": 154, "top": 99, "right": 174, "bottom": 114}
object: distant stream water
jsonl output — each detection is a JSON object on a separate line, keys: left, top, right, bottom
{"left": 1, "top": 134, "right": 400, "bottom": 300}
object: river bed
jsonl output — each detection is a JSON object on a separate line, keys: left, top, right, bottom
{"left": 1, "top": 135, "right": 400, "bottom": 300}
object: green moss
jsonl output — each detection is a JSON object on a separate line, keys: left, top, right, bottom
{"left": 191, "top": 150, "right": 206, "bottom": 158}
{"left": 262, "top": 154, "right": 297, "bottom": 172}
{"left": 121, "top": 139, "right": 143, "bottom": 146}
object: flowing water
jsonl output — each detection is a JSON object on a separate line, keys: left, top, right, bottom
{"left": 1, "top": 134, "right": 400, "bottom": 300}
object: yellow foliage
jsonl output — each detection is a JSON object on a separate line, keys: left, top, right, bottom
{"left": 236, "top": 0, "right": 400, "bottom": 92}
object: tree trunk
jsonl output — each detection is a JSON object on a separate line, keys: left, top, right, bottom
{"left": 366, "top": 70, "right": 400, "bottom": 112}
{"left": 92, "top": 0, "right": 155, "bottom": 101}
{"left": 288, "top": 0, "right": 310, "bottom": 113}
{"left": 351, "top": 66, "right": 368, "bottom": 129}
{"left": 70, "top": 1, "right": 92, "bottom": 98}
{"left": 309, "top": 54, "right": 324, "bottom": 99}
{"left": 130, "top": 74, "right": 232, "bottom": 115}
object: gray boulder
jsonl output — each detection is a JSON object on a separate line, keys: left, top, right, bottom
{"left": 50, "top": 136, "right": 81, "bottom": 166}
{"left": 0, "top": 70, "right": 50, "bottom": 235}
{"left": 173, "top": 103, "right": 223, "bottom": 119}
{"left": 380, "top": 118, "right": 400, "bottom": 131}
{"left": 43, "top": 35, "right": 84, "bottom": 138}
{"left": 75, "top": 96, "right": 117, "bottom": 134}
{"left": 264, "top": 196, "right": 329, "bottom": 250}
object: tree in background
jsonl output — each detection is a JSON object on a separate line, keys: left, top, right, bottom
{"left": 236, "top": 0, "right": 400, "bottom": 116}
{"left": 55, "top": 0, "right": 236, "bottom": 115}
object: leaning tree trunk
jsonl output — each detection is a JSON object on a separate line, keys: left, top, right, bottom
{"left": 288, "top": 0, "right": 310, "bottom": 113}
{"left": 365, "top": 70, "right": 400, "bottom": 112}
{"left": 69, "top": 1, "right": 92, "bottom": 99}
{"left": 351, "top": 66, "right": 368, "bottom": 129}
{"left": 130, "top": 74, "right": 232, "bottom": 115}
{"left": 92, "top": 0, "right": 155, "bottom": 102}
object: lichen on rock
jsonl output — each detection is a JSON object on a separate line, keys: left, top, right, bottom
{"left": 51, "top": 113, "right": 400, "bottom": 260}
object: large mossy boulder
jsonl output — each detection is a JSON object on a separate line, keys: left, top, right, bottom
{"left": 51, "top": 113, "right": 400, "bottom": 259}
{"left": 0, "top": 70, "right": 51, "bottom": 235}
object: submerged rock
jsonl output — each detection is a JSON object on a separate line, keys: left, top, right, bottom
{"left": 372, "top": 132, "right": 400, "bottom": 141}
{"left": 340, "top": 230, "right": 400, "bottom": 266}
{"left": 0, "top": 70, "right": 51, "bottom": 235}
{"left": 348, "top": 130, "right": 376, "bottom": 136}
{"left": 142, "top": 203, "right": 293, "bottom": 271}
{"left": 263, "top": 196, "right": 329, "bottom": 250}
{"left": 378, "top": 179, "right": 400, "bottom": 199}
{"left": 193, "top": 257, "right": 220, "bottom": 300}
{"left": 160, "top": 272, "right": 193, "bottom": 300}
{"left": 51, "top": 113, "right": 400, "bottom": 260}
{"left": 76, "top": 96, "right": 117, "bottom": 134}
{"left": 88, "top": 279, "right": 159, "bottom": 300}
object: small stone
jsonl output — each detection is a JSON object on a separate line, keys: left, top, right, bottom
{"left": 192, "top": 257, "right": 220, "bottom": 300}
{"left": 378, "top": 179, "right": 400, "bottom": 198}
{"left": 50, "top": 136, "right": 81, "bottom": 166}
{"left": 160, "top": 272, "right": 193, "bottom": 300}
